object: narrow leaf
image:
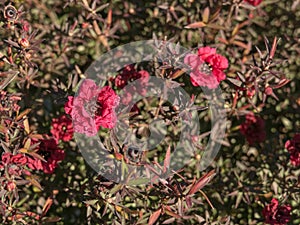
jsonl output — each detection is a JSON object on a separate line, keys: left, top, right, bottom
{"left": 163, "top": 145, "right": 171, "bottom": 173}
{"left": 188, "top": 170, "right": 215, "bottom": 195}
{"left": 202, "top": 7, "right": 210, "bottom": 23}
{"left": 185, "top": 21, "right": 206, "bottom": 29}
{"left": 148, "top": 208, "right": 161, "bottom": 225}
{"left": 227, "top": 78, "right": 243, "bottom": 87}
{"left": 0, "top": 71, "right": 19, "bottom": 90}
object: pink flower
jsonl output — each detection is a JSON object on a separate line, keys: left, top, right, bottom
{"left": 184, "top": 47, "right": 228, "bottom": 89}
{"left": 285, "top": 133, "right": 300, "bottom": 167}
{"left": 64, "top": 79, "right": 119, "bottom": 136}
{"left": 38, "top": 139, "right": 65, "bottom": 174}
{"left": 240, "top": 112, "right": 266, "bottom": 145}
{"left": 244, "top": 0, "right": 262, "bottom": 6}
{"left": 51, "top": 114, "right": 74, "bottom": 142}
{"left": 262, "top": 198, "right": 291, "bottom": 225}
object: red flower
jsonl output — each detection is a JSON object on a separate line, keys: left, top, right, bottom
{"left": 285, "top": 133, "right": 300, "bottom": 167}
{"left": 51, "top": 114, "right": 74, "bottom": 142}
{"left": 240, "top": 112, "right": 266, "bottom": 145}
{"left": 114, "top": 65, "right": 149, "bottom": 104}
{"left": 244, "top": 0, "right": 262, "bottom": 6}
{"left": 11, "top": 154, "right": 27, "bottom": 166}
{"left": 64, "top": 79, "right": 119, "bottom": 136}
{"left": 262, "top": 198, "right": 291, "bottom": 225}
{"left": 38, "top": 139, "right": 65, "bottom": 174}
{"left": 27, "top": 157, "right": 43, "bottom": 171}
{"left": 184, "top": 47, "right": 228, "bottom": 89}
{"left": 1, "top": 152, "right": 12, "bottom": 165}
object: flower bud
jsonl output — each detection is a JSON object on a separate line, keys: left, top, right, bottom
{"left": 18, "top": 38, "right": 30, "bottom": 48}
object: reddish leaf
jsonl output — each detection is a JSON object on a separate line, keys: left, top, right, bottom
{"left": 16, "top": 108, "right": 32, "bottom": 121}
{"left": 164, "top": 209, "right": 181, "bottom": 219}
{"left": 148, "top": 208, "right": 162, "bottom": 225}
{"left": 186, "top": 196, "right": 192, "bottom": 208}
{"left": 163, "top": 146, "right": 171, "bottom": 173}
{"left": 42, "top": 197, "right": 53, "bottom": 217}
{"left": 185, "top": 21, "right": 206, "bottom": 29}
{"left": 188, "top": 170, "right": 215, "bottom": 195}
{"left": 42, "top": 217, "right": 61, "bottom": 222}
{"left": 170, "top": 69, "right": 185, "bottom": 79}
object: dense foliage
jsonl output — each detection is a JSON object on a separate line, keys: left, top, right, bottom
{"left": 0, "top": 0, "right": 299, "bottom": 224}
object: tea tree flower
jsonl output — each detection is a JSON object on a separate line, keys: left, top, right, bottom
{"left": 51, "top": 114, "right": 74, "bottom": 142}
{"left": 65, "top": 79, "right": 119, "bottom": 136}
{"left": 184, "top": 47, "right": 228, "bottom": 89}
{"left": 262, "top": 198, "right": 291, "bottom": 225}
{"left": 240, "top": 112, "right": 266, "bottom": 145}
{"left": 285, "top": 133, "right": 300, "bottom": 167}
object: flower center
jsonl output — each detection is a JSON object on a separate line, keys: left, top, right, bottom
{"left": 198, "top": 62, "right": 212, "bottom": 75}
{"left": 84, "top": 99, "right": 102, "bottom": 117}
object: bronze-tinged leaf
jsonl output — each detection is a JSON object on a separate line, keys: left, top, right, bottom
{"left": 272, "top": 78, "right": 290, "bottom": 89}
{"left": 169, "top": 69, "right": 185, "bottom": 79}
{"left": 188, "top": 170, "right": 215, "bottom": 195}
{"left": 233, "top": 41, "right": 249, "bottom": 49}
{"left": 186, "top": 196, "right": 192, "bottom": 208}
{"left": 0, "top": 71, "right": 19, "bottom": 90}
{"left": 27, "top": 176, "right": 43, "bottom": 191}
{"left": 16, "top": 108, "right": 32, "bottom": 121}
{"left": 206, "top": 23, "right": 225, "bottom": 30}
{"left": 0, "top": 125, "right": 8, "bottom": 134}
{"left": 24, "top": 138, "right": 31, "bottom": 149}
{"left": 227, "top": 78, "right": 243, "bottom": 87}
{"left": 270, "top": 37, "right": 279, "bottom": 59}
{"left": 107, "top": 9, "right": 112, "bottom": 28}
{"left": 202, "top": 7, "right": 210, "bottom": 23}
{"left": 42, "top": 197, "right": 53, "bottom": 217}
{"left": 164, "top": 209, "right": 181, "bottom": 219}
{"left": 163, "top": 146, "right": 171, "bottom": 173}
{"left": 24, "top": 118, "right": 30, "bottom": 134}
{"left": 148, "top": 208, "right": 162, "bottom": 225}
{"left": 93, "top": 20, "right": 102, "bottom": 36}
{"left": 162, "top": 217, "right": 176, "bottom": 224}
{"left": 82, "top": 0, "right": 90, "bottom": 8}
{"left": 209, "top": 7, "right": 221, "bottom": 22}
{"left": 42, "top": 217, "right": 61, "bottom": 223}
{"left": 15, "top": 179, "right": 30, "bottom": 185}
{"left": 184, "top": 21, "right": 206, "bottom": 29}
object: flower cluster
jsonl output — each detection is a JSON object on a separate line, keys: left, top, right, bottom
{"left": 240, "top": 112, "right": 266, "bottom": 145}
{"left": 285, "top": 133, "right": 300, "bottom": 167}
{"left": 0, "top": 139, "right": 65, "bottom": 175}
{"left": 65, "top": 79, "right": 119, "bottom": 136}
{"left": 184, "top": 47, "right": 228, "bottom": 89}
{"left": 262, "top": 198, "right": 291, "bottom": 225}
